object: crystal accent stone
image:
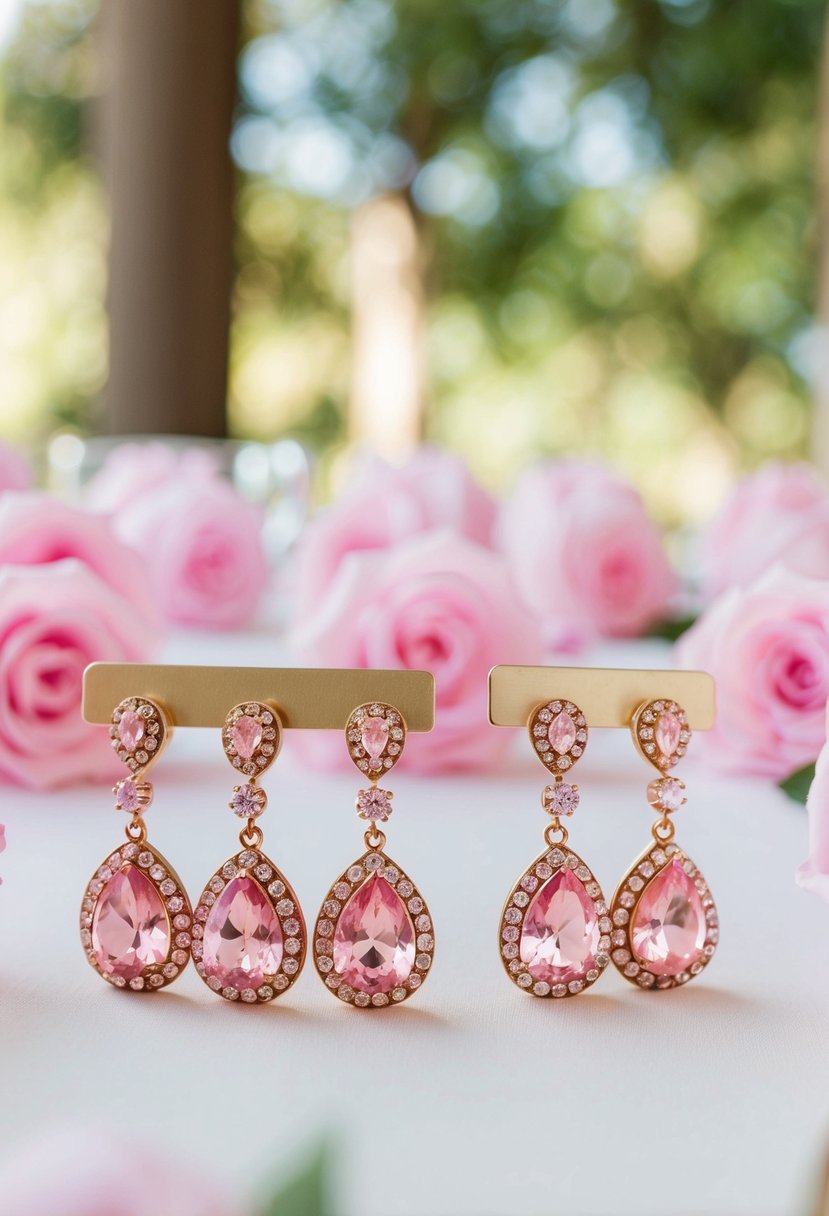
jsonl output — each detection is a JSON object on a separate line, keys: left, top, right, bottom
{"left": 231, "top": 715, "right": 262, "bottom": 759}
{"left": 649, "top": 776, "right": 685, "bottom": 812}
{"left": 360, "top": 715, "right": 389, "bottom": 763}
{"left": 655, "top": 710, "right": 681, "bottom": 757}
{"left": 91, "top": 865, "right": 170, "bottom": 981}
{"left": 546, "top": 782, "right": 579, "bottom": 816}
{"left": 115, "top": 778, "right": 140, "bottom": 813}
{"left": 230, "top": 784, "right": 262, "bottom": 818}
{"left": 202, "top": 876, "right": 283, "bottom": 990}
{"left": 630, "top": 859, "right": 707, "bottom": 976}
{"left": 117, "top": 711, "right": 145, "bottom": 753}
{"left": 357, "top": 787, "right": 393, "bottom": 822}
{"left": 332, "top": 874, "right": 414, "bottom": 994}
{"left": 548, "top": 711, "right": 576, "bottom": 755}
{"left": 519, "top": 869, "right": 599, "bottom": 985}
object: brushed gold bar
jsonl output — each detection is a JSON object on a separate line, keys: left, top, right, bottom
{"left": 82, "top": 664, "right": 435, "bottom": 730}
{"left": 488, "top": 665, "right": 715, "bottom": 730}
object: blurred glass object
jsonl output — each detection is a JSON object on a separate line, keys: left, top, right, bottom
{"left": 46, "top": 433, "right": 312, "bottom": 559}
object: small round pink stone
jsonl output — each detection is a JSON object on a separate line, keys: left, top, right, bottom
{"left": 548, "top": 711, "right": 576, "bottom": 755}
{"left": 655, "top": 710, "right": 681, "bottom": 758}
{"left": 333, "top": 874, "right": 414, "bottom": 993}
{"left": 631, "top": 859, "right": 706, "bottom": 975}
{"left": 115, "top": 778, "right": 140, "bottom": 813}
{"left": 232, "top": 715, "right": 262, "bottom": 760}
{"left": 117, "top": 710, "right": 145, "bottom": 753}
{"left": 202, "top": 876, "right": 283, "bottom": 990}
{"left": 519, "top": 869, "right": 599, "bottom": 984}
{"left": 91, "top": 864, "right": 170, "bottom": 981}
{"left": 360, "top": 715, "right": 389, "bottom": 764}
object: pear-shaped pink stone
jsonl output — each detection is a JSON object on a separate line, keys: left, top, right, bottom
{"left": 519, "top": 869, "right": 599, "bottom": 984}
{"left": 333, "top": 874, "right": 414, "bottom": 993}
{"left": 202, "top": 876, "right": 283, "bottom": 990}
{"left": 360, "top": 716, "right": 389, "bottom": 764}
{"left": 655, "top": 710, "right": 681, "bottom": 758}
{"left": 631, "top": 859, "right": 706, "bottom": 975}
{"left": 232, "top": 715, "right": 262, "bottom": 759}
{"left": 92, "top": 864, "right": 170, "bottom": 981}
{"left": 117, "top": 710, "right": 145, "bottom": 753}
{"left": 548, "top": 711, "right": 576, "bottom": 755}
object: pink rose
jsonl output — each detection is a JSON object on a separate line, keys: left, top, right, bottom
{"left": 0, "top": 441, "right": 31, "bottom": 492}
{"left": 84, "top": 441, "right": 218, "bottom": 513}
{"left": 676, "top": 566, "right": 829, "bottom": 780}
{"left": 111, "top": 476, "right": 269, "bottom": 629}
{"left": 797, "top": 737, "right": 829, "bottom": 902}
{"left": 700, "top": 461, "right": 829, "bottom": 599}
{"left": 0, "top": 561, "right": 156, "bottom": 789}
{"left": 289, "top": 530, "right": 543, "bottom": 773}
{"left": 497, "top": 460, "right": 677, "bottom": 647}
{"left": 0, "top": 1126, "right": 243, "bottom": 1216}
{"left": 291, "top": 446, "right": 496, "bottom": 619}
{"left": 0, "top": 493, "right": 157, "bottom": 624}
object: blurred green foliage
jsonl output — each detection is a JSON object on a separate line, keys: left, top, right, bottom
{"left": 0, "top": 0, "right": 824, "bottom": 520}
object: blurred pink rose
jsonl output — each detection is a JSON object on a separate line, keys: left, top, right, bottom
{"left": 0, "top": 441, "right": 31, "bottom": 492}
{"left": 797, "top": 738, "right": 829, "bottom": 902}
{"left": 0, "top": 492, "right": 157, "bottom": 625}
{"left": 0, "top": 1126, "right": 243, "bottom": 1216}
{"left": 291, "top": 446, "right": 496, "bottom": 619}
{"left": 700, "top": 461, "right": 829, "bottom": 600}
{"left": 84, "top": 441, "right": 218, "bottom": 513}
{"left": 498, "top": 460, "right": 677, "bottom": 648}
{"left": 290, "top": 530, "right": 543, "bottom": 773}
{"left": 0, "top": 822, "right": 5, "bottom": 885}
{"left": 676, "top": 566, "right": 829, "bottom": 780}
{"left": 0, "top": 561, "right": 156, "bottom": 789}
{"left": 111, "top": 476, "right": 269, "bottom": 629}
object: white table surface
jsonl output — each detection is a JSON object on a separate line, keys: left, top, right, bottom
{"left": 1, "top": 635, "right": 827, "bottom": 1216}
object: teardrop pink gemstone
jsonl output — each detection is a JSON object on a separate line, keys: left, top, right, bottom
{"left": 548, "top": 711, "right": 576, "bottom": 755}
{"left": 91, "top": 864, "right": 170, "bottom": 981}
{"left": 631, "top": 859, "right": 706, "bottom": 975}
{"left": 117, "top": 710, "right": 145, "bottom": 753}
{"left": 655, "top": 710, "right": 681, "bottom": 758}
{"left": 520, "top": 869, "right": 599, "bottom": 984}
{"left": 232, "top": 715, "right": 262, "bottom": 759}
{"left": 360, "top": 716, "right": 389, "bottom": 763}
{"left": 202, "top": 876, "right": 283, "bottom": 990}
{"left": 333, "top": 874, "right": 414, "bottom": 993}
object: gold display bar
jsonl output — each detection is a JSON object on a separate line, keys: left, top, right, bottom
{"left": 488, "top": 665, "right": 715, "bottom": 730}
{"left": 82, "top": 664, "right": 435, "bottom": 731}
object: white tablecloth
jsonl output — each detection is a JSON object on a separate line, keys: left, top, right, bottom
{"left": 1, "top": 636, "right": 827, "bottom": 1216}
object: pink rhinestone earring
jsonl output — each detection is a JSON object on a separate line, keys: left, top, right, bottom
{"left": 609, "top": 699, "right": 719, "bottom": 991}
{"left": 191, "top": 702, "right": 307, "bottom": 1005}
{"left": 80, "top": 697, "right": 193, "bottom": 992}
{"left": 312, "top": 702, "right": 435, "bottom": 1009}
{"left": 498, "top": 699, "right": 611, "bottom": 999}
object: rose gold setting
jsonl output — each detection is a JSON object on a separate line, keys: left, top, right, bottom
{"left": 316, "top": 702, "right": 433, "bottom": 1008}
{"left": 192, "top": 846, "right": 307, "bottom": 1004}
{"left": 500, "top": 698, "right": 607, "bottom": 998}
{"left": 611, "top": 697, "right": 719, "bottom": 990}
{"left": 222, "top": 701, "right": 282, "bottom": 777}
{"left": 499, "top": 843, "right": 610, "bottom": 997}
{"left": 314, "top": 837, "right": 435, "bottom": 1008}
{"left": 80, "top": 842, "right": 193, "bottom": 991}
{"left": 608, "top": 841, "right": 719, "bottom": 990}
{"left": 82, "top": 697, "right": 192, "bottom": 991}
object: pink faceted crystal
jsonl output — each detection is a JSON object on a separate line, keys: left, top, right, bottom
{"left": 117, "top": 710, "right": 145, "bottom": 753}
{"left": 631, "top": 859, "right": 706, "bottom": 975}
{"left": 232, "top": 715, "right": 262, "bottom": 759}
{"left": 91, "top": 864, "right": 170, "bottom": 981}
{"left": 202, "top": 876, "right": 283, "bottom": 990}
{"left": 360, "top": 716, "right": 389, "bottom": 764}
{"left": 333, "top": 874, "right": 414, "bottom": 993}
{"left": 519, "top": 869, "right": 599, "bottom": 984}
{"left": 548, "top": 711, "right": 576, "bottom": 755}
{"left": 655, "top": 710, "right": 681, "bottom": 758}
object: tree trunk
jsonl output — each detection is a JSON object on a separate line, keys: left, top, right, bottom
{"left": 101, "top": 0, "right": 240, "bottom": 437}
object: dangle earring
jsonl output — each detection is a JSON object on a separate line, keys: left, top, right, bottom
{"left": 80, "top": 697, "right": 192, "bottom": 991}
{"left": 499, "top": 699, "right": 610, "bottom": 998}
{"left": 192, "top": 702, "right": 306, "bottom": 1004}
{"left": 313, "top": 703, "right": 435, "bottom": 1008}
{"left": 609, "top": 699, "right": 719, "bottom": 990}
